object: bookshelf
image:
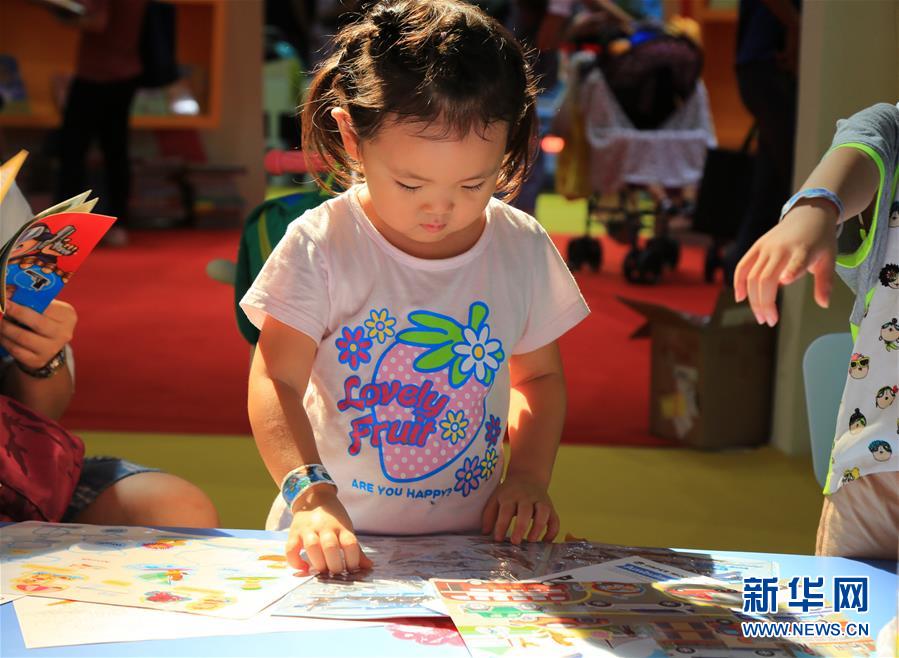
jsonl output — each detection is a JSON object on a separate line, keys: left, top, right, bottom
{"left": 0, "top": 0, "right": 226, "bottom": 130}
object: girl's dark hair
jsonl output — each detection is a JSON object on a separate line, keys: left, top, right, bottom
{"left": 301, "top": 0, "right": 538, "bottom": 199}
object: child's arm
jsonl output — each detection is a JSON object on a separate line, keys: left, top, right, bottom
{"left": 0, "top": 300, "right": 75, "bottom": 420}
{"left": 249, "top": 315, "right": 372, "bottom": 574}
{"left": 734, "top": 146, "right": 880, "bottom": 326}
{"left": 481, "top": 341, "right": 564, "bottom": 544}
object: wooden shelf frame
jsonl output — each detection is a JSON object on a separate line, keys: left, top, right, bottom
{"left": 0, "top": 0, "right": 226, "bottom": 130}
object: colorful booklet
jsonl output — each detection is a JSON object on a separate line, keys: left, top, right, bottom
{"left": 0, "top": 150, "right": 115, "bottom": 319}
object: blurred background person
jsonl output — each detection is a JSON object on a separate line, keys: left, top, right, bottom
{"left": 54, "top": 0, "right": 149, "bottom": 247}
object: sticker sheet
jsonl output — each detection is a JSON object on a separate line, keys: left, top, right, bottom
{"left": 0, "top": 522, "right": 310, "bottom": 619}
{"left": 545, "top": 541, "right": 777, "bottom": 583}
{"left": 272, "top": 533, "right": 554, "bottom": 620}
{"left": 535, "top": 557, "right": 701, "bottom": 585}
{"left": 430, "top": 579, "right": 874, "bottom": 658}
{"left": 272, "top": 535, "right": 777, "bottom": 621}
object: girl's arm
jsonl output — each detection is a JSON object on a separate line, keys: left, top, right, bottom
{"left": 481, "top": 341, "right": 564, "bottom": 544}
{"left": 734, "top": 146, "right": 880, "bottom": 326}
{"left": 249, "top": 315, "right": 371, "bottom": 574}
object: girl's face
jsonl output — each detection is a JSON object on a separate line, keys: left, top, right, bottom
{"left": 334, "top": 110, "right": 508, "bottom": 259}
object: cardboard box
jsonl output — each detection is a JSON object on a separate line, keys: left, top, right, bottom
{"left": 619, "top": 290, "right": 776, "bottom": 449}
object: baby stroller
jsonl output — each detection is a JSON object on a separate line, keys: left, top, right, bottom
{"left": 557, "top": 24, "right": 716, "bottom": 284}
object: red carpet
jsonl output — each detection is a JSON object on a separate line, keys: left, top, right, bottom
{"left": 60, "top": 229, "right": 721, "bottom": 445}
{"left": 555, "top": 236, "right": 720, "bottom": 446}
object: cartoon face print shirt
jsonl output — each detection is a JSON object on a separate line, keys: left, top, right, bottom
{"left": 826, "top": 191, "right": 899, "bottom": 493}
{"left": 241, "top": 188, "right": 590, "bottom": 533}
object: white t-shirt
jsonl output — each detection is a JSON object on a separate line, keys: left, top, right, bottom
{"left": 825, "top": 188, "right": 899, "bottom": 493}
{"left": 241, "top": 187, "right": 589, "bottom": 534}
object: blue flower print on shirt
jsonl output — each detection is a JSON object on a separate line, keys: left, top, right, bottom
{"left": 439, "top": 410, "right": 469, "bottom": 445}
{"left": 480, "top": 447, "right": 498, "bottom": 479}
{"left": 396, "top": 302, "right": 505, "bottom": 388}
{"left": 364, "top": 308, "right": 397, "bottom": 345}
{"left": 484, "top": 415, "right": 501, "bottom": 446}
{"left": 336, "top": 326, "right": 372, "bottom": 371}
{"left": 454, "top": 456, "right": 483, "bottom": 497}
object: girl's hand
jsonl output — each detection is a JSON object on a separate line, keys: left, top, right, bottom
{"left": 733, "top": 201, "right": 838, "bottom": 326}
{"left": 481, "top": 474, "right": 560, "bottom": 544}
{"left": 0, "top": 300, "right": 77, "bottom": 369}
{"left": 286, "top": 487, "right": 373, "bottom": 575}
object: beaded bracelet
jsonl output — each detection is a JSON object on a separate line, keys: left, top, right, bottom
{"left": 281, "top": 464, "right": 337, "bottom": 513}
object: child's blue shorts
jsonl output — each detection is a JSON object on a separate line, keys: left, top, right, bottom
{"left": 63, "top": 457, "right": 160, "bottom": 521}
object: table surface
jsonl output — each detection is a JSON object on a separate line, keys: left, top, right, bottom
{"left": 1, "top": 526, "right": 896, "bottom": 657}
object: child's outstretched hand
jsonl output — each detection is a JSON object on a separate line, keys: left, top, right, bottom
{"left": 481, "top": 474, "right": 559, "bottom": 544}
{"left": 286, "top": 487, "right": 373, "bottom": 575}
{"left": 733, "top": 201, "right": 838, "bottom": 326}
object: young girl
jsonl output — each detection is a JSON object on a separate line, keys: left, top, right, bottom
{"left": 734, "top": 102, "right": 899, "bottom": 559}
{"left": 241, "top": 0, "right": 589, "bottom": 575}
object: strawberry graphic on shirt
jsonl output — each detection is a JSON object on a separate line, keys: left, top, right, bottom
{"left": 338, "top": 302, "right": 505, "bottom": 484}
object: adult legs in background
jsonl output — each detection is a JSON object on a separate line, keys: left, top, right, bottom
{"left": 56, "top": 77, "right": 138, "bottom": 244}
{"left": 95, "top": 78, "right": 139, "bottom": 225}
{"left": 723, "top": 61, "right": 798, "bottom": 285}
{"left": 56, "top": 78, "right": 97, "bottom": 206}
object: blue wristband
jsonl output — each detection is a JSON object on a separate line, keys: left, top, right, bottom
{"left": 281, "top": 464, "right": 337, "bottom": 512}
{"left": 780, "top": 187, "right": 844, "bottom": 223}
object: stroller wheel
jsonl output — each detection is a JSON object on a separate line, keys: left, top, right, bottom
{"left": 646, "top": 236, "right": 680, "bottom": 270}
{"left": 623, "top": 247, "right": 662, "bottom": 285}
{"left": 567, "top": 236, "right": 603, "bottom": 273}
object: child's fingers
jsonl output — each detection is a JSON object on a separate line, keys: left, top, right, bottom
{"left": 543, "top": 509, "right": 561, "bottom": 542}
{"left": 755, "top": 251, "right": 788, "bottom": 326}
{"left": 318, "top": 529, "right": 345, "bottom": 574}
{"left": 733, "top": 248, "right": 759, "bottom": 303}
{"left": 747, "top": 251, "right": 779, "bottom": 325}
{"left": 509, "top": 501, "right": 534, "bottom": 545}
{"left": 338, "top": 530, "right": 369, "bottom": 572}
{"left": 481, "top": 497, "right": 500, "bottom": 535}
{"left": 3, "top": 301, "right": 45, "bottom": 334}
{"left": 810, "top": 256, "right": 835, "bottom": 309}
{"left": 527, "top": 503, "right": 552, "bottom": 543}
{"left": 492, "top": 500, "right": 516, "bottom": 542}
{"left": 745, "top": 251, "right": 769, "bottom": 324}
{"left": 301, "top": 532, "right": 327, "bottom": 573}
{"left": 285, "top": 532, "right": 310, "bottom": 573}
{"left": 778, "top": 247, "right": 809, "bottom": 286}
